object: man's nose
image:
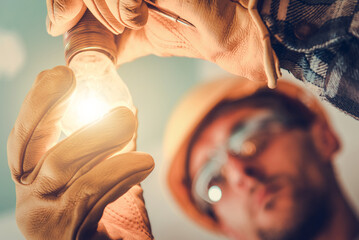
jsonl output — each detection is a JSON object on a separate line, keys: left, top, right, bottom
{"left": 225, "top": 155, "right": 263, "bottom": 191}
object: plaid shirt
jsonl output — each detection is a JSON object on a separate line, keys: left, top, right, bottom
{"left": 261, "top": 0, "right": 359, "bottom": 120}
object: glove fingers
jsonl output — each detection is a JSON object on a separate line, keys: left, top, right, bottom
{"left": 7, "top": 66, "right": 75, "bottom": 181}
{"left": 118, "top": 0, "right": 148, "bottom": 29}
{"left": 84, "top": 0, "right": 125, "bottom": 34}
{"left": 83, "top": 0, "right": 148, "bottom": 35}
{"left": 46, "top": 0, "right": 87, "bottom": 36}
{"left": 69, "top": 151, "right": 154, "bottom": 239}
{"left": 33, "top": 107, "right": 136, "bottom": 190}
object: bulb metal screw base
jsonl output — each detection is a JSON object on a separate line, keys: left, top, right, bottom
{"left": 64, "top": 10, "right": 117, "bottom": 65}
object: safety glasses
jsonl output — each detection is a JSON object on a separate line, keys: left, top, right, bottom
{"left": 190, "top": 111, "right": 298, "bottom": 211}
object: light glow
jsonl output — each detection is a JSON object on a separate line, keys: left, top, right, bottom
{"left": 61, "top": 51, "right": 135, "bottom": 136}
{"left": 75, "top": 95, "right": 109, "bottom": 126}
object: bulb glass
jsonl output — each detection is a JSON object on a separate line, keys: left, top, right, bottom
{"left": 61, "top": 51, "right": 135, "bottom": 135}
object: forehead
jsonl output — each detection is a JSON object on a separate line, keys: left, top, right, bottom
{"left": 188, "top": 106, "right": 271, "bottom": 179}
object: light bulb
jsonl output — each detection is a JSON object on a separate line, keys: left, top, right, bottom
{"left": 62, "top": 10, "right": 135, "bottom": 136}
{"left": 61, "top": 51, "right": 135, "bottom": 135}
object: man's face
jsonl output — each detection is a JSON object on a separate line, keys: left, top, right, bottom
{"left": 189, "top": 106, "right": 333, "bottom": 240}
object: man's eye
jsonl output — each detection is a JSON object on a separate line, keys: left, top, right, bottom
{"left": 228, "top": 138, "right": 259, "bottom": 159}
{"left": 239, "top": 140, "right": 257, "bottom": 157}
{"left": 209, "top": 174, "right": 225, "bottom": 188}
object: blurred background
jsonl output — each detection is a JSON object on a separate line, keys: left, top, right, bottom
{"left": 0, "top": 1, "right": 358, "bottom": 239}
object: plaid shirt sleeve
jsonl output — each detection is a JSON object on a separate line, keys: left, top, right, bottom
{"left": 260, "top": 0, "right": 359, "bottom": 120}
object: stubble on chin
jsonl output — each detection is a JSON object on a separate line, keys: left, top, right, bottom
{"left": 256, "top": 185, "right": 331, "bottom": 240}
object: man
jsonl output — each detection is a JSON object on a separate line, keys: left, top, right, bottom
{"left": 47, "top": 0, "right": 359, "bottom": 119}
{"left": 163, "top": 77, "right": 359, "bottom": 239}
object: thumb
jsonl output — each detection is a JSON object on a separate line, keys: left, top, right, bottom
{"left": 7, "top": 66, "right": 75, "bottom": 181}
{"left": 115, "top": 28, "right": 155, "bottom": 65}
{"left": 72, "top": 151, "right": 155, "bottom": 239}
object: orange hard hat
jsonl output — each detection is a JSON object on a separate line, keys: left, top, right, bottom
{"left": 162, "top": 77, "right": 331, "bottom": 234}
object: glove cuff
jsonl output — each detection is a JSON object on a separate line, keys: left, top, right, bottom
{"left": 98, "top": 185, "right": 153, "bottom": 240}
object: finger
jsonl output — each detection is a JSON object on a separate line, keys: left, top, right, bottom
{"left": 84, "top": 0, "right": 125, "bottom": 34}
{"left": 118, "top": 0, "right": 149, "bottom": 29}
{"left": 32, "top": 107, "right": 136, "bottom": 190}
{"left": 83, "top": 0, "right": 148, "bottom": 34}
{"left": 114, "top": 16, "right": 201, "bottom": 65}
{"left": 71, "top": 151, "right": 154, "bottom": 239}
{"left": 46, "top": 0, "right": 87, "bottom": 36}
{"left": 7, "top": 66, "right": 75, "bottom": 181}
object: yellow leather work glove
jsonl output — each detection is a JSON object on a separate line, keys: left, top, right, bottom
{"left": 46, "top": 0, "right": 280, "bottom": 88}
{"left": 46, "top": 0, "right": 149, "bottom": 35}
{"left": 7, "top": 66, "right": 154, "bottom": 240}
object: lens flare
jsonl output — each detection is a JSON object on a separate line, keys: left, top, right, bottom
{"left": 208, "top": 185, "right": 222, "bottom": 202}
